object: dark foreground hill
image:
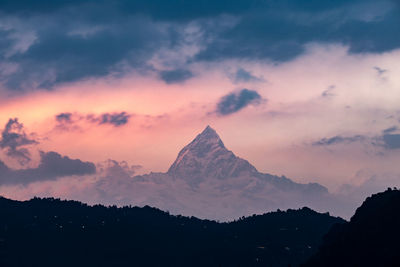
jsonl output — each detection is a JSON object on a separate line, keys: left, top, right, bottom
{"left": 304, "top": 188, "right": 400, "bottom": 267}
{"left": 0, "top": 197, "right": 343, "bottom": 267}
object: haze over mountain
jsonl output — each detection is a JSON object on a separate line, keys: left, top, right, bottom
{"left": 86, "top": 126, "right": 348, "bottom": 221}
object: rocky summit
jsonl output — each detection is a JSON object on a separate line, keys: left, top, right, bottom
{"left": 168, "top": 126, "right": 258, "bottom": 182}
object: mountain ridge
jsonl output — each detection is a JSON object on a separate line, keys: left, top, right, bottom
{"left": 0, "top": 195, "right": 344, "bottom": 267}
{"left": 304, "top": 188, "right": 400, "bottom": 266}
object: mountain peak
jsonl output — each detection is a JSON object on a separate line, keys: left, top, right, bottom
{"left": 202, "top": 125, "right": 216, "bottom": 134}
{"left": 195, "top": 125, "right": 225, "bottom": 149}
{"left": 167, "top": 126, "right": 257, "bottom": 182}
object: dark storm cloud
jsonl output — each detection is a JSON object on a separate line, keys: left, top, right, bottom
{"left": 0, "top": 151, "right": 96, "bottom": 185}
{"left": 159, "top": 69, "right": 194, "bottom": 84}
{"left": 0, "top": 0, "right": 399, "bottom": 91}
{"left": 195, "top": 0, "right": 400, "bottom": 61}
{"left": 0, "top": 118, "right": 38, "bottom": 165}
{"left": 216, "top": 89, "right": 262, "bottom": 115}
{"left": 312, "top": 135, "right": 366, "bottom": 146}
{"left": 4, "top": 16, "right": 166, "bottom": 90}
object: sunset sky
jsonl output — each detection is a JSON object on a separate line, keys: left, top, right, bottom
{"left": 1, "top": 0, "right": 400, "bottom": 201}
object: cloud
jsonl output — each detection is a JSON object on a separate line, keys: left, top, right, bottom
{"left": 374, "top": 66, "right": 388, "bottom": 76}
{"left": 98, "top": 159, "right": 142, "bottom": 177}
{"left": 55, "top": 112, "right": 131, "bottom": 128}
{"left": 55, "top": 112, "right": 73, "bottom": 123}
{"left": 54, "top": 112, "right": 83, "bottom": 132}
{"left": 383, "top": 126, "right": 398, "bottom": 134}
{"left": 159, "top": 69, "right": 194, "bottom": 84}
{"left": 99, "top": 112, "right": 131, "bottom": 127}
{"left": 1, "top": 15, "right": 168, "bottom": 90}
{"left": 312, "top": 135, "right": 366, "bottom": 146}
{"left": 88, "top": 112, "right": 131, "bottom": 127}
{"left": 372, "top": 128, "right": 400, "bottom": 150}
{"left": 233, "top": 68, "right": 263, "bottom": 83}
{"left": 0, "top": 151, "right": 96, "bottom": 185}
{"left": 0, "top": 0, "right": 399, "bottom": 91}
{"left": 313, "top": 128, "right": 400, "bottom": 150}
{"left": 196, "top": 0, "right": 399, "bottom": 61}
{"left": 92, "top": 160, "right": 149, "bottom": 205}
{"left": 321, "top": 85, "right": 336, "bottom": 98}
{"left": 0, "top": 118, "right": 38, "bottom": 165}
{"left": 216, "top": 89, "right": 262, "bottom": 115}
{"left": 382, "top": 134, "right": 400, "bottom": 149}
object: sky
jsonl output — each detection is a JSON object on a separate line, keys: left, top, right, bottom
{"left": 1, "top": 0, "right": 400, "bottom": 205}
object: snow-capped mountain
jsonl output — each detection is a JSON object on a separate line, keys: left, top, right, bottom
{"left": 89, "top": 126, "right": 347, "bottom": 221}
{"left": 168, "top": 126, "right": 327, "bottom": 193}
{"left": 168, "top": 126, "right": 258, "bottom": 183}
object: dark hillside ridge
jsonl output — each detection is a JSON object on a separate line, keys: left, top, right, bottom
{"left": 303, "top": 188, "right": 400, "bottom": 267}
{"left": 0, "top": 196, "right": 343, "bottom": 267}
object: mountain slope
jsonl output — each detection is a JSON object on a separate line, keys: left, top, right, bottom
{"left": 0, "top": 196, "right": 344, "bottom": 267}
{"left": 303, "top": 188, "right": 400, "bottom": 267}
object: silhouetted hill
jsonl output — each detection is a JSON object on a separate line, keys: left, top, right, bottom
{"left": 303, "top": 188, "right": 400, "bottom": 267}
{"left": 0, "top": 196, "right": 343, "bottom": 267}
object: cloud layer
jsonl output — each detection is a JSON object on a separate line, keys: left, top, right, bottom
{"left": 0, "top": 0, "right": 399, "bottom": 90}
{"left": 0, "top": 151, "right": 96, "bottom": 185}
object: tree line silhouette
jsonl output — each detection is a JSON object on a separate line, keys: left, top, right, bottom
{"left": 303, "top": 188, "right": 400, "bottom": 267}
{"left": 0, "top": 196, "right": 343, "bottom": 267}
